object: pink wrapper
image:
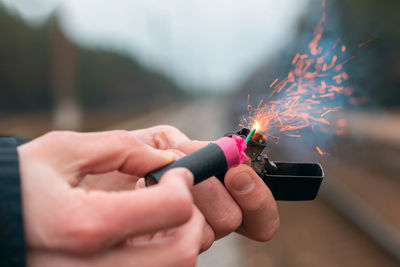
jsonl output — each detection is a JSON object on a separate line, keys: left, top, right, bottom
{"left": 213, "top": 135, "right": 249, "bottom": 169}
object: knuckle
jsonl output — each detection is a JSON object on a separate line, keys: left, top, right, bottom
{"left": 151, "top": 125, "right": 187, "bottom": 150}
{"left": 109, "top": 130, "right": 134, "bottom": 143}
{"left": 155, "top": 125, "right": 181, "bottom": 136}
{"left": 37, "top": 131, "right": 79, "bottom": 156}
{"left": 110, "top": 129, "right": 131, "bottom": 138}
{"left": 107, "top": 130, "right": 139, "bottom": 150}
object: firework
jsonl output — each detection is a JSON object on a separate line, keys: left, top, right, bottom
{"left": 240, "top": 6, "right": 368, "bottom": 153}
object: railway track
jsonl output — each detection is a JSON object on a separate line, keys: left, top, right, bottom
{"left": 319, "top": 140, "right": 400, "bottom": 263}
{"left": 272, "top": 128, "right": 400, "bottom": 266}
{"left": 321, "top": 177, "right": 400, "bottom": 263}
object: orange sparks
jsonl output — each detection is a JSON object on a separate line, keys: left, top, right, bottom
{"left": 292, "top": 53, "right": 300, "bottom": 65}
{"left": 358, "top": 34, "right": 378, "bottom": 48}
{"left": 336, "top": 119, "right": 347, "bottom": 127}
{"left": 269, "top": 78, "right": 278, "bottom": 88}
{"left": 320, "top": 93, "right": 334, "bottom": 98}
{"left": 349, "top": 96, "right": 369, "bottom": 105}
{"left": 344, "top": 86, "right": 354, "bottom": 96}
{"left": 316, "top": 146, "right": 325, "bottom": 155}
{"left": 335, "top": 129, "right": 345, "bottom": 135}
{"left": 342, "top": 56, "right": 355, "bottom": 65}
{"left": 241, "top": 2, "right": 362, "bottom": 149}
{"left": 326, "top": 55, "right": 337, "bottom": 69}
{"left": 332, "top": 38, "right": 341, "bottom": 49}
{"left": 286, "top": 134, "right": 302, "bottom": 138}
{"left": 320, "top": 107, "right": 341, "bottom": 117}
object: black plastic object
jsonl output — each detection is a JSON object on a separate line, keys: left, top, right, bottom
{"left": 146, "top": 143, "right": 227, "bottom": 186}
{"left": 225, "top": 128, "right": 324, "bottom": 201}
{"left": 146, "top": 128, "right": 324, "bottom": 201}
{"left": 260, "top": 162, "right": 323, "bottom": 201}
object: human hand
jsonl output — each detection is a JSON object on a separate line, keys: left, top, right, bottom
{"left": 18, "top": 130, "right": 209, "bottom": 266}
{"left": 131, "top": 125, "right": 280, "bottom": 245}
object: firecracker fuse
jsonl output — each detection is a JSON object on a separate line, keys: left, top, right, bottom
{"left": 146, "top": 135, "right": 249, "bottom": 186}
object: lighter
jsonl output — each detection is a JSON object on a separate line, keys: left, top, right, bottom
{"left": 146, "top": 128, "right": 324, "bottom": 201}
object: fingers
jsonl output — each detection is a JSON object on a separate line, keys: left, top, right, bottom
{"left": 124, "top": 207, "right": 206, "bottom": 267}
{"left": 224, "top": 164, "right": 280, "bottom": 241}
{"left": 135, "top": 178, "right": 146, "bottom": 189}
{"left": 200, "top": 222, "right": 215, "bottom": 253}
{"left": 30, "top": 130, "right": 176, "bottom": 185}
{"left": 131, "top": 125, "right": 191, "bottom": 150}
{"left": 30, "top": 207, "right": 206, "bottom": 267}
{"left": 53, "top": 168, "right": 195, "bottom": 253}
{"left": 79, "top": 171, "right": 139, "bottom": 191}
{"left": 131, "top": 125, "right": 209, "bottom": 153}
{"left": 78, "top": 150, "right": 185, "bottom": 192}
{"left": 132, "top": 126, "right": 279, "bottom": 242}
{"left": 132, "top": 126, "right": 245, "bottom": 239}
{"left": 176, "top": 140, "right": 209, "bottom": 154}
{"left": 191, "top": 177, "right": 242, "bottom": 239}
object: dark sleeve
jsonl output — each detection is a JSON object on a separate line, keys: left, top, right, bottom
{"left": 0, "top": 136, "right": 29, "bottom": 267}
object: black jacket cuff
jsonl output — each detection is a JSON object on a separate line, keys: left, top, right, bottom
{"left": 0, "top": 137, "right": 26, "bottom": 266}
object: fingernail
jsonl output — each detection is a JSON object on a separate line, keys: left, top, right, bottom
{"left": 135, "top": 178, "right": 146, "bottom": 189}
{"left": 159, "top": 150, "right": 178, "bottom": 163}
{"left": 230, "top": 172, "right": 254, "bottom": 193}
{"left": 182, "top": 168, "right": 194, "bottom": 185}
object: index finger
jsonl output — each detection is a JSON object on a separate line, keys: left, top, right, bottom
{"left": 130, "top": 125, "right": 209, "bottom": 152}
{"left": 130, "top": 125, "right": 191, "bottom": 150}
{"left": 55, "top": 168, "right": 195, "bottom": 254}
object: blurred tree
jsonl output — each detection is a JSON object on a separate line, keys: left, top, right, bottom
{"left": 0, "top": 4, "right": 51, "bottom": 111}
{"left": 50, "top": 16, "right": 81, "bottom": 129}
{"left": 0, "top": 3, "right": 186, "bottom": 115}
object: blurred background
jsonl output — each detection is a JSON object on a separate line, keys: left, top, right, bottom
{"left": 1, "top": 0, "right": 399, "bottom": 266}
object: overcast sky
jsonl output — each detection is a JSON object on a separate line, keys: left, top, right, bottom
{"left": 2, "top": 0, "right": 309, "bottom": 92}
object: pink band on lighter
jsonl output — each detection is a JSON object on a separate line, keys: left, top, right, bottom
{"left": 214, "top": 135, "right": 249, "bottom": 169}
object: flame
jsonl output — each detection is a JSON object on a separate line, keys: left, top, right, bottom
{"left": 240, "top": 5, "right": 364, "bottom": 149}
{"left": 252, "top": 121, "right": 260, "bottom": 131}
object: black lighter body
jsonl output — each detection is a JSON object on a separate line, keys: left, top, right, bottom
{"left": 228, "top": 128, "right": 324, "bottom": 201}
{"left": 146, "top": 128, "right": 325, "bottom": 201}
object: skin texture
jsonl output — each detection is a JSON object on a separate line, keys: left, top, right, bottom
{"left": 130, "top": 125, "right": 280, "bottom": 242}
{"left": 19, "top": 131, "right": 208, "bottom": 267}
{"left": 19, "top": 126, "right": 280, "bottom": 266}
